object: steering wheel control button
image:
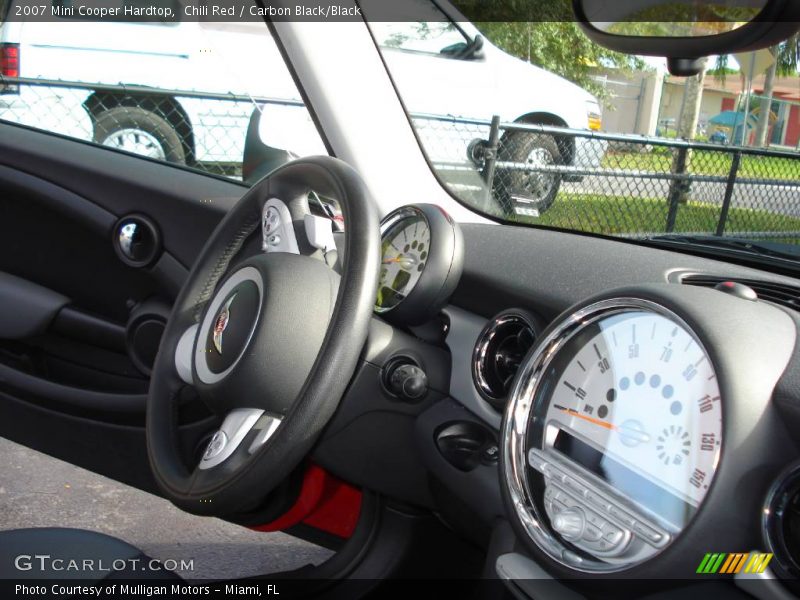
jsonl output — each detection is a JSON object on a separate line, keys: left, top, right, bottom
{"left": 263, "top": 206, "right": 280, "bottom": 235}
{"left": 203, "top": 431, "right": 228, "bottom": 460}
{"left": 261, "top": 198, "right": 300, "bottom": 254}
{"left": 551, "top": 507, "right": 586, "bottom": 541}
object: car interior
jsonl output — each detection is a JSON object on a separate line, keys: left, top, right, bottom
{"left": 1, "top": 0, "right": 800, "bottom": 598}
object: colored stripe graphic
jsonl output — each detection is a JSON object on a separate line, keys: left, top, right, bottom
{"left": 720, "top": 553, "right": 747, "bottom": 574}
{"left": 697, "top": 553, "right": 773, "bottom": 574}
{"left": 697, "top": 553, "right": 726, "bottom": 574}
{"left": 744, "top": 553, "right": 773, "bottom": 574}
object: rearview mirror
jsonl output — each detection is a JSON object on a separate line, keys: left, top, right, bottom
{"left": 573, "top": 0, "right": 800, "bottom": 75}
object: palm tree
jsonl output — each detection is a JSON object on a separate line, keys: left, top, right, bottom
{"left": 677, "top": 57, "right": 710, "bottom": 141}
{"left": 714, "top": 34, "right": 800, "bottom": 147}
{"left": 754, "top": 34, "right": 800, "bottom": 147}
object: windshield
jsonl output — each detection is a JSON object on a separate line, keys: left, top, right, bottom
{"left": 372, "top": 0, "right": 800, "bottom": 264}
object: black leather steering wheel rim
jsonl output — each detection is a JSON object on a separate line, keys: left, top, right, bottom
{"left": 146, "top": 156, "right": 379, "bottom": 516}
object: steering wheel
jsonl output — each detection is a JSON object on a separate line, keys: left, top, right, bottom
{"left": 146, "top": 157, "right": 380, "bottom": 516}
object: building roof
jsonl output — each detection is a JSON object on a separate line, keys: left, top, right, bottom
{"left": 665, "top": 72, "right": 800, "bottom": 101}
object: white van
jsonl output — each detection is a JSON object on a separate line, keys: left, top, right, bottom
{"left": 0, "top": 0, "right": 604, "bottom": 205}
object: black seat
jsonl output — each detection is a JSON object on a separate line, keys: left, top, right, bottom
{"left": 0, "top": 528, "right": 181, "bottom": 580}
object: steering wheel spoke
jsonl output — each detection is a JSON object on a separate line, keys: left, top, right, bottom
{"left": 197, "top": 408, "right": 283, "bottom": 470}
{"left": 262, "top": 194, "right": 339, "bottom": 267}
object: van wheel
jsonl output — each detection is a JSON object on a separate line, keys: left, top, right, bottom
{"left": 495, "top": 132, "right": 562, "bottom": 215}
{"left": 94, "top": 107, "right": 185, "bottom": 164}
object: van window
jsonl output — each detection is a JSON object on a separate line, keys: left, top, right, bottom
{"left": 373, "top": 21, "right": 468, "bottom": 55}
{"left": 370, "top": 0, "right": 468, "bottom": 55}
{"left": 0, "top": 14, "right": 327, "bottom": 182}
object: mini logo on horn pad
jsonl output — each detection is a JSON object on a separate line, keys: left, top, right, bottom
{"left": 212, "top": 294, "right": 236, "bottom": 355}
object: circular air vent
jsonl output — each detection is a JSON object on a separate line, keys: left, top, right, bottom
{"left": 764, "top": 461, "right": 800, "bottom": 587}
{"left": 472, "top": 309, "right": 540, "bottom": 409}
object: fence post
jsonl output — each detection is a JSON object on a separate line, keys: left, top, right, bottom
{"left": 481, "top": 115, "right": 501, "bottom": 212}
{"left": 665, "top": 146, "right": 689, "bottom": 232}
{"left": 715, "top": 151, "right": 741, "bottom": 237}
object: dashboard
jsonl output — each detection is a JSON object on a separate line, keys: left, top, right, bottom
{"left": 336, "top": 206, "right": 800, "bottom": 589}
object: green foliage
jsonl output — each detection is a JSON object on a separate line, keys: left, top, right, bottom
{"left": 471, "top": 22, "right": 645, "bottom": 100}
{"left": 716, "top": 33, "right": 800, "bottom": 79}
{"left": 452, "top": 0, "right": 644, "bottom": 100}
{"left": 707, "top": 65, "right": 738, "bottom": 78}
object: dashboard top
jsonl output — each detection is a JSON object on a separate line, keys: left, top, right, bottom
{"left": 453, "top": 223, "right": 800, "bottom": 320}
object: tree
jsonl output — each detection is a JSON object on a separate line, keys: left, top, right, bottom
{"left": 715, "top": 34, "right": 800, "bottom": 147}
{"left": 451, "top": 1, "right": 645, "bottom": 101}
{"left": 472, "top": 22, "right": 645, "bottom": 101}
{"left": 754, "top": 34, "right": 800, "bottom": 147}
{"left": 677, "top": 57, "right": 709, "bottom": 141}
{"left": 753, "top": 59, "right": 777, "bottom": 147}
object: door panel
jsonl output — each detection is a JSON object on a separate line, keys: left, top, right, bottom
{"left": 0, "top": 122, "right": 242, "bottom": 488}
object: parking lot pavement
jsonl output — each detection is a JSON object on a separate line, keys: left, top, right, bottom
{"left": 0, "top": 437, "right": 333, "bottom": 581}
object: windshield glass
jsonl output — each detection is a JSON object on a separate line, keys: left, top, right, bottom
{"left": 372, "top": 0, "right": 800, "bottom": 261}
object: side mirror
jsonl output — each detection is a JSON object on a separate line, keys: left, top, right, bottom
{"left": 441, "top": 35, "right": 485, "bottom": 60}
{"left": 573, "top": 0, "right": 800, "bottom": 75}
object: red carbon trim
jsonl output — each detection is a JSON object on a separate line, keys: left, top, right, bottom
{"left": 250, "top": 464, "right": 362, "bottom": 539}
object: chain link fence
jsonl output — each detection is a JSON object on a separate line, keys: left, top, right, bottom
{"left": 0, "top": 76, "right": 308, "bottom": 179}
{"left": 2, "top": 76, "right": 800, "bottom": 244}
{"left": 413, "top": 114, "right": 800, "bottom": 243}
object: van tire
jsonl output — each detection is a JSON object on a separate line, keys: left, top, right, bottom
{"left": 93, "top": 107, "right": 186, "bottom": 164}
{"left": 495, "top": 132, "right": 562, "bottom": 215}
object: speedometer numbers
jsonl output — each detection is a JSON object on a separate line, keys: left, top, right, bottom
{"left": 545, "top": 311, "right": 722, "bottom": 509}
{"left": 502, "top": 299, "right": 723, "bottom": 572}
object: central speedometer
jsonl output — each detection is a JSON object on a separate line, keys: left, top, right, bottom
{"left": 503, "top": 297, "right": 723, "bottom": 572}
{"left": 543, "top": 309, "right": 721, "bottom": 515}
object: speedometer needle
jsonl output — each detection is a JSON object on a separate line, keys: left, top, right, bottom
{"left": 383, "top": 256, "right": 417, "bottom": 266}
{"left": 555, "top": 406, "right": 651, "bottom": 443}
{"left": 556, "top": 406, "right": 615, "bottom": 431}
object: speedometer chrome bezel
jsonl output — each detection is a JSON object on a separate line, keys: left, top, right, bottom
{"left": 501, "top": 297, "right": 722, "bottom": 573}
